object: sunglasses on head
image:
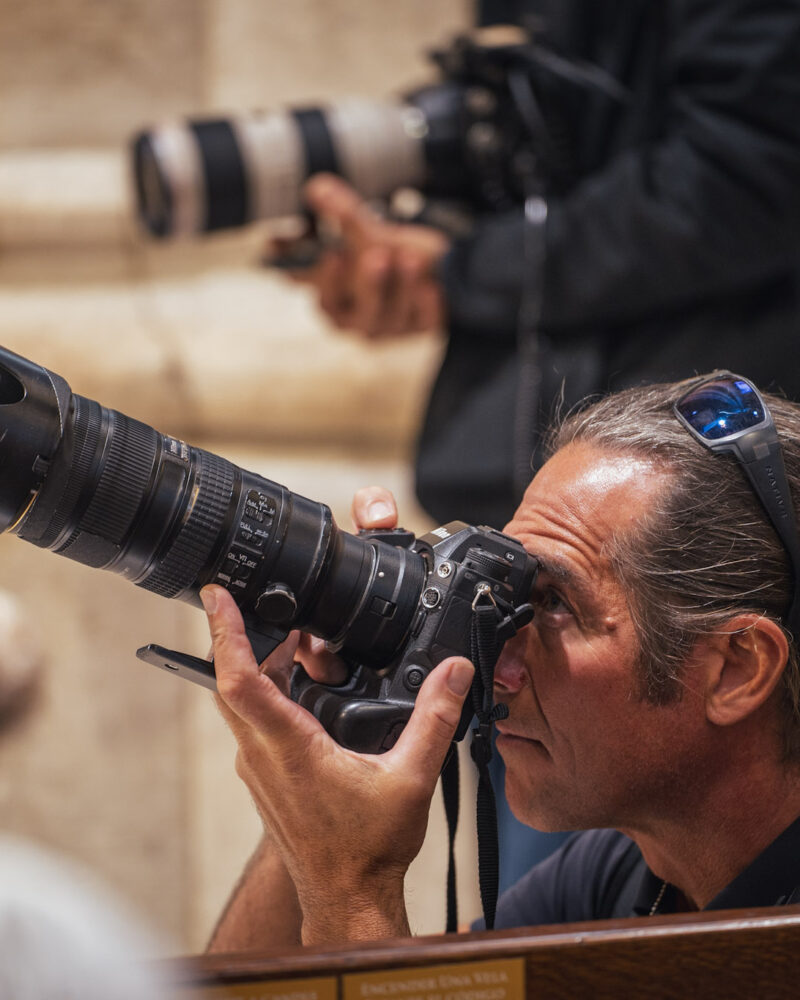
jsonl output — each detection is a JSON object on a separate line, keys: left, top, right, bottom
{"left": 674, "top": 372, "right": 800, "bottom": 637}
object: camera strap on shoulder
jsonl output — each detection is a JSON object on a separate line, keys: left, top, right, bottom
{"left": 443, "top": 588, "right": 510, "bottom": 933}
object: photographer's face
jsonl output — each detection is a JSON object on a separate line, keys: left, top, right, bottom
{"left": 495, "top": 442, "right": 707, "bottom": 833}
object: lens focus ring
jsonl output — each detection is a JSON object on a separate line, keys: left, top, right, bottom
{"left": 59, "top": 411, "right": 159, "bottom": 563}
{"left": 140, "top": 449, "right": 235, "bottom": 598}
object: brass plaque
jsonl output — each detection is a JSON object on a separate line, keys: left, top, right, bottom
{"left": 180, "top": 974, "right": 339, "bottom": 1000}
{"left": 343, "top": 957, "right": 525, "bottom": 1000}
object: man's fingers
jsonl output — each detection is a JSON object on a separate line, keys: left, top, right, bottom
{"left": 317, "top": 252, "right": 350, "bottom": 325}
{"left": 260, "top": 630, "right": 302, "bottom": 696}
{"left": 381, "top": 250, "right": 422, "bottom": 337}
{"left": 200, "top": 583, "right": 269, "bottom": 725}
{"left": 201, "top": 586, "right": 312, "bottom": 739}
{"left": 201, "top": 585, "right": 258, "bottom": 674}
{"left": 296, "top": 634, "right": 350, "bottom": 686}
{"left": 304, "top": 174, "right": 377, "bottom": 247}
{"left": 391, "top": 657, "right": 474, "bottom": 777}
{"left": 351, "top": 245, "right": 392, "bottom": 336}
{"left": 413, "top": 280, "right": 445, "bottom": 332}
{"left": 350, "top": 486, "right": 398, "bottom": 530}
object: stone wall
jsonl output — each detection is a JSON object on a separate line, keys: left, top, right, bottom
{"left": 0, "top": 0, "right": 479, "bottom": 954}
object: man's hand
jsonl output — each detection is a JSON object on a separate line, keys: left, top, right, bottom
{"left": 349, "top": 484, "right": 399, "bottom": 529}
{"left": 202, "top": 495, "right": 474, "bottom": 945}
{"left": 272, "top": 174, "right": 449, "bottom": 339}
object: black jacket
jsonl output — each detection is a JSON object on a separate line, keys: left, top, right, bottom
{"left": 416, "top": 0, "right": 800, "bottom": 528}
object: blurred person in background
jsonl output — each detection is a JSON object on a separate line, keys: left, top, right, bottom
{"left": 0, "top": 591, "right": 174, "bottom": 1000}
{"left": 293, "top": 0, "right": 800, "bottom": 527}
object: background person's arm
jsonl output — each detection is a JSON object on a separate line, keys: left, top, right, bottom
{"left": 442, "top": 0, "right": 800, "bottom": 339}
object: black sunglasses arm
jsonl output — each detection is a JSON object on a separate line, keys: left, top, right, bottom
{"left": 720, "top": 430, "right": 800, "bottom": 636}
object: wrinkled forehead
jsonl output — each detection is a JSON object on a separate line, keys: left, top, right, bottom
{"left": 507, "top": 442, "right": 669, "bottom": 557}
{"left": 552, "top": 442, "right": 665, "bottom": 501}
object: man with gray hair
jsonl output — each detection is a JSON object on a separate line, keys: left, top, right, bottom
{"left": 205, "top": 372, "right": 800, "bottom": 948}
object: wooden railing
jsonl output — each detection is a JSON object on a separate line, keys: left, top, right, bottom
{"left": 167, "top": 905, "right": 800, "bottom": 999}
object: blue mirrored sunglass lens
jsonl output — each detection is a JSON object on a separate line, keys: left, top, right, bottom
{"left": 676, "top": 378, "right": 765, "bottom": 440}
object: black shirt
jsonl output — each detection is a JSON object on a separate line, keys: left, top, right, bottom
{"left": 488, "top": 817, "right": 800, "bottom": 929}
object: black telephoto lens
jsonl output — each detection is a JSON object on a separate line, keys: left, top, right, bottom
{"left": 0, "top": 346, "right": 424, "bottom": 671}
{"left": 1, "top": 345, "right": 538, "bottom": 754}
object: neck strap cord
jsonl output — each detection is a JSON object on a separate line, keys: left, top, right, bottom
{"left": 443, "top": 585, "right": 534, "bottom": 932}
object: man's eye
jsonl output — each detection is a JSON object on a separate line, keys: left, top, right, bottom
{"left": 533, "top": 588, "right": 569, "bottom": 615}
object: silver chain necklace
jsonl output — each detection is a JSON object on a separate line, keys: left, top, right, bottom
{"left": 649, "top": 880, "right": 668, "bottom": 916}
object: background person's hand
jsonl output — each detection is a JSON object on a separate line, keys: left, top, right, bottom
{"left": 270, "top": 174, "right": 449, "bottom": 339}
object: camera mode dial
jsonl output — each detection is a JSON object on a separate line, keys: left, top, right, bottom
{"left": 464, "top": 547, "right": 513, "bottom": 582}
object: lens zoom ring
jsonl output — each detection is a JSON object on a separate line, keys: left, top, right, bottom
{"left": 63, "top": 413, "right": 158, "bottom": 549}
{"left": 35, "top": 397, "right": 102, "bottom": 550}
{"left": 140, "top": 451, "right": 235, "bottom": 598}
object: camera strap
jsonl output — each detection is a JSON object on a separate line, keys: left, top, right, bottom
{"left": 443, "top": 593, "right": 510, "bottom": 933}
{"left": 441, "top": 746, "right": 460, "bottom": 932}
{"left": 469, "top": 599, "right": 509, "bottom": 932}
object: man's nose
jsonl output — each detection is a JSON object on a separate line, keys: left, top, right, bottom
{"left": 493, "top": 632, "right": 528, "bottom": 694}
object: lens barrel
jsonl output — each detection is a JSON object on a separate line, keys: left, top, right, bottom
{"left": 0, "top": 346, "right": 423, "bottom": 666}
{"left": 132, "top": 100, "right": 428, "bottom": 238}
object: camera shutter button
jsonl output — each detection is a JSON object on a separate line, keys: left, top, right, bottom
{"left": 255, "top": 583, "right": 297, "bottom": 624}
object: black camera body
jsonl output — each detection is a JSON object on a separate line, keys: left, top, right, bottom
{"left": 405, "top": 32, "right": 582, "bottom": 214}
{"left": 290, "top": 522, "right": 535, "bottom": 753}
{"left": 0, "top": 346, "right": 536, "bottom": 754}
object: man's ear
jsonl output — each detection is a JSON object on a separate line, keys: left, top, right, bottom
{"left": 703, "top": 614, "right": 789, "bottom": 727}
